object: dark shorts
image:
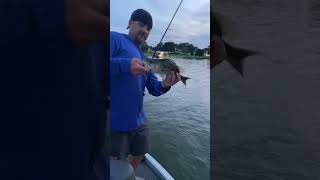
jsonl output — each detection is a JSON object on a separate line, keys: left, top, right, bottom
{"left": 110, "top": 124, "right": 150, "bottom": 159}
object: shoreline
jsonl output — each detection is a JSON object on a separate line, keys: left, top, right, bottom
{"left": 145, "top": 52, "right": 210, "bottom": 60}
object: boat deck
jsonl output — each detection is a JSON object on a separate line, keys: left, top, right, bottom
{"left": 110, "top": 153, "right": 174, "bottom": 180}
{"left": 135, "top": 161, "right": 159, "bottom": 180}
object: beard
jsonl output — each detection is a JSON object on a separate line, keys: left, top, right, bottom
{"left": 135, "top": 32, "right": 147, "bottom": 44}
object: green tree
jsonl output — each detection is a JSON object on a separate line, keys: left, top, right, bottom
{"left": 141, "top": 42, "right": 149, "bottom": 52}
{"left": 195, "top": 49, "right": 205, "bottom": 56}
{"left": 176, "top": 43, "right": 196, "bottom": 54}
{"left": 162, "top": 42, "right": 175, "bottom": 53}
{"left": 203, "top": 46, "right": 209, "bottom": 55}
{"left": 154, "top": 42, "right": 163, "bottom": 51}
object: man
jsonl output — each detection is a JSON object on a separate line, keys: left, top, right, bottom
{"left": 0, "top": 1, "right": 108, "bottom": 179}
{"left": 110, "top": 9, "right": 181, "bottom": 169}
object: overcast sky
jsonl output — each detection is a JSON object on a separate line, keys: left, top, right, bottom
{"left": 110, "top": 0, "right": 210, "bottom": 49}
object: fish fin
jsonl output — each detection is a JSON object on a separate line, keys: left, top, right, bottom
{"left": 224, "top": 41, "right": 258, "bottom": 77}
{"left": 180, "top": 75, "right": 190, "bottom": 86}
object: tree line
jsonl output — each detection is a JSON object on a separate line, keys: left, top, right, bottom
{"left": 141, "top": 41, "right": 210, "bottom": 56}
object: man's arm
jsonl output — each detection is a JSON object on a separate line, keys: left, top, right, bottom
{"left": 0, "top": 0, "right": 108, "bottom": 47}
{"left": 145, "top": 72, "right": 170, "bottom": 97}
{"left": 110, "top": 34, "right": 149, "bottom": 76}
{"left": 30, "top": 0, "right": 108, "bottom": 46}
{"left": 109, "top": 34, "right": 132, "bottom": 76}
{"left": 65, "top": 0, "right": 109, "bottom": 46}
{"left": 146, "top": 71, "right": 181, "bottom": 96}
{"left": 110, "top": 57, "right": 150, "bottom": 76}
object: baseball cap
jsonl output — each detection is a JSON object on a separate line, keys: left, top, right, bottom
{"left": 127, "top": 9, "right": 153, "bottom": 30}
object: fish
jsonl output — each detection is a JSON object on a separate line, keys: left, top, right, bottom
{"left": 145, "top": 58, "right": 190, "bottom": 85}
{"left": 212, "top": 12, "right": 258, "bottom": 76}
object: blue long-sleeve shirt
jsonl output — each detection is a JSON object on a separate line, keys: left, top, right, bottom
{"left": 110, "top": 31, "right": 169, "bottom": 131}
{"left": 0, "top": 1, "right": 107, "bottom": 179}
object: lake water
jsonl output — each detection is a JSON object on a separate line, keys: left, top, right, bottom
{"left": 144, "top": 58, "right": 210, "bottom": 180}
{"left": 212, "top": 0, "right": 320, "bottom": 179}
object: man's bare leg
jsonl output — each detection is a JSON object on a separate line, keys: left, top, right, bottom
{"left": 127, "top": 154, "right": 144, "bottom": 170}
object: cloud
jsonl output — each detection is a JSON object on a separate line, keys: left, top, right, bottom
{"left": 111, "top": 0, "right": 210, "bottom": 48}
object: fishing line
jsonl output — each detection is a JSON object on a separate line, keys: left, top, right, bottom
{"left": 152, "top": 0, "right": 184, "bottom": 58}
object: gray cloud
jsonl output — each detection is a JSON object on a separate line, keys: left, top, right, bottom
{"left": 111, "top": 0, "right": 210, "bottom": 48}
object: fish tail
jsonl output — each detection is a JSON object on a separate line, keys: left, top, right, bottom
{"left": 180, "top": 75, "right": 190, "bottom": 86}
{"left": 223, "top": 40, "right": 258, "bottom": 77}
